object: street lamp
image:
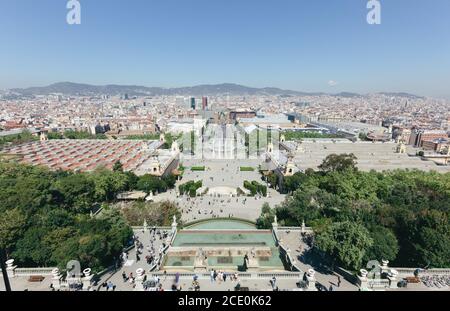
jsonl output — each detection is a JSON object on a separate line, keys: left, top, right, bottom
{"left": 0, "top": 248, "right": 12, "bottom": 291}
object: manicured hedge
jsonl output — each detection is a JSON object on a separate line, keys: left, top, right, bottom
{"left": 179, "top": 180, "right": 203, "bottom": 197}
{"left": 191, "top": 166, "right": 206, "bottom": 171}
{"left": 240, "top": 167, "right": 255, "bottom": 172}
{"left": 243, "top": 180, "right": 267, "bottom": 197}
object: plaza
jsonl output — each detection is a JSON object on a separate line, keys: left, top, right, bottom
{"left": 153, "top": 158, "right": 286, "bottom": 222}
{"left": 283, "top": 140, "right": 450, "bottom": 173}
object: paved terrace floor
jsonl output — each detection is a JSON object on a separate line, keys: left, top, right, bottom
{"left": 292, "top": 142, "right": 450, "bottom": 173}
{"left": 154, "top": 190, "right": 285, "bottom": 223}
{"left": 276, "top": 229, "right": 358, "bottom": 291}
{"left": 96, "top": 228, "right": 171, "bottom": 288}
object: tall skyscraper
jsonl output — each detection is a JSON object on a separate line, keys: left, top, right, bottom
{"left": 190, "top": 97, "right": 196, "bottom": 110}
{"left": 202, "top": 96, "right": 208, "bottom": 110}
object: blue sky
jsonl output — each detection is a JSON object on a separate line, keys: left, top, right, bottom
{"left": 0, "top": 0, "right": 449, "bottom": 98}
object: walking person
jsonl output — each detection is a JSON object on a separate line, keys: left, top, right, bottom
{"left": 271, "top": 276, "right": 277, "bottom": 290}
{"left": 175, "top": 272, "right": 180, "bottom": 285}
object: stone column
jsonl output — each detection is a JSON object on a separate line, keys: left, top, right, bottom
{"left": 135, "top": 268, "right": 146, "bottom": 291}
{"left": 358, "top": 269, "right": 369, "bottom": 290}
{"left": 306, "top": 269, "right": 317, "bottom": 291}
{"left": 387, "top": 269, "right": 399, "bottom": 289}
{"left": 143, "top": 219, "right": 148, "bottom": 233}
{"left": 380, "top": 259, "right": 390, "bottom": 275}
{"left": 272, "top": 215, "right": 278, "bottom": 230}
{"left": 82, "top": 268, "right": 94, "bottom": 291}
{"left": 172, "top": 216, "right": 178, "bottom": 233}
{"left": 5, "top": 259, "right": 17, "bottom": 278}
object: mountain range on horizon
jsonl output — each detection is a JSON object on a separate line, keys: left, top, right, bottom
{"left": 5, "top": 82, "right": 425, "bottom": 99}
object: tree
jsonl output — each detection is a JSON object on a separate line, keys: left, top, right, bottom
{"left": 409, "top": 210, "right": 450, "bottom": 268}
{"left": 314, "top": 221, "right": 373, "bottom": 270}
{"left": 319, "top": 153, "right": 358, "bottom": 173}
{"left": 284, "top": 172, "right": 308, "bottom": 193}
{"left": 0, "top": 208, "right": 26, "bottom": 252}
{"left": 137, "top": 174, "right": 167, "bottom": 194}
{"left": 256, "top": 203, "right": 275, "bottom": 229}
{"left": 121, "top": 201, "right": 181, "bottom": 227}
{"left": 258, "top": 167, "right": 450, "bottom": 268}
{"left": 13, "top": 227, "right": 52, "bottom": 267}
{"left": 364, "top": 225, "right": 399, "bottom": 263}
{"left": 113, "top": 161, "right": 123, "bottom": 172}
{"left": 90, "top": 168, "right": 129, "bottom": 201}
{"left": 47, "top": 132, "right": 64, "bottom": 140}
{"left": 0, "top": 162, "right": 133, "bottom": 272}
{"left": 0, "top": 129, "right": 38, "bottom": 147}
{"left": 52, "top": 173, "right": 95, "bottom": 212}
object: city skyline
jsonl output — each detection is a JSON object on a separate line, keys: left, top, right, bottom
{"left": 1, "top": 0, "right": 450, "bottom": 98}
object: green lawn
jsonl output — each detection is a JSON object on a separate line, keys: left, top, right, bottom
{"left": 191, "top": 166, "right": 206, "bottom": 171}
{"left": 240, "top": 167, "right": 255, "bottom": 172}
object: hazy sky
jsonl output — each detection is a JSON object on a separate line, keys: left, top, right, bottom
{"left": 1, "top": 0, "right": 449, "bottom": 98}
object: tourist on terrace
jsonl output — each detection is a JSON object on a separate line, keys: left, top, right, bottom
{"left": 209, "top": 270, "right": 214, "bottom": 283}
{"left": 175, "top": 272, "right": 180, "bottom": 284}
{"left": 270, "top": 277, "right": 277, "bottom": 290}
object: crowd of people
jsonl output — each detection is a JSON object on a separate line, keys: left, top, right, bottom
{"left": 209, "top": 270, "right": 240, "bottom": 283}
{"left": 115, "top": 228, "right": 171, "bottom": 290}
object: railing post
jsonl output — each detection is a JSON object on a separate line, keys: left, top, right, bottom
{"left": 306, "top": 269, "right": 317, "bottom": 291}
{"left": 380, "top": 259, "right": 390, "bottom": 275}
{"left": 5, "top": 259, "right": 17, "bottom": 278}
{"left": 82, "top": 268, "right": 94, "bottom": 291}
{"left": 387, "top": 269, "right": 399, "bottom": 289}
{"left": 135, "top": 268, "right": 146, "bottom": 291}
{"left": 1, "top": 250, "right": 12, "bottom": 291}
{"left": 358, "top": 269, "right": 369, "bottom": 290}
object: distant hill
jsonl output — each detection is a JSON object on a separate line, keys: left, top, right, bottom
{"left": 376, "top": 92, "right": 425, "bottom": 99}
{"left": 11, "top": 82, "right": 312, "bottom": 97}
{"left": 9, "top": 82, "right": 423, "bottom": 99}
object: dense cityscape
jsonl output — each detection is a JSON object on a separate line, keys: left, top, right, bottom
{"left": 0, "top": 2, "right": 449, "bottom": 307}
{"left": 1, "top": 83, "right": 449, "bottom": 293}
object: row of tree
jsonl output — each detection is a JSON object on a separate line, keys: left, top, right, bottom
{"left": 243, "top": 180, "right": 267, "bottom": 197}
{"left": 121, "top": 201, "right": 181, "bottom": 227}
{"left": 179, "top": 180, "right": 203, "bottom": 197}
{"left": 283, "top": 131, "right": 344, "bottom": 140}
{"left": 48, "top": 130, "right": 108, "bottom": 140}
{"left": 257, "top": 154, "right": 450, "bottom": 270}
{"left": 0, "top": 162, "right": 177, "bottom": 271}
{"left": 0, "top": 130, "right": 38, "bottom": 147}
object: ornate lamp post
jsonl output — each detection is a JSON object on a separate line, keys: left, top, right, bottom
{"left": 0, "top": 248, "right": 12, "bottom": 291}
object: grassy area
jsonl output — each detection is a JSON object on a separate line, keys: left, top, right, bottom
{"left": 191, "top": 166, "right": 206, "bottom": 171}
{"left": 0, "top": 130, "right": 38, "bottom": 147}
{"left": 240, "top": 167, "right": 255, "bottom": 172}
{"left": 48, "top": 130, "right": 108, "bottom": 140}
{"left": 125, "top": 134, "right": 160, "bottom": 140}
{"left": 283, "top": 130, "right": 344, "bottom": 140}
